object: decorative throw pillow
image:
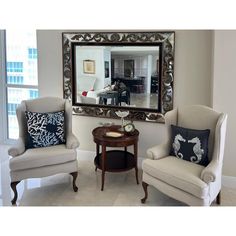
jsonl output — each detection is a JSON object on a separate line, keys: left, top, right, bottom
{"left": 82, "top": 91, "right": 88, "bottom": 96}
{"left": 170, "top": 125, "right": 210, "bottom": 166}
{"left": 25, "top": 110, "right": 66, "bottom": 149}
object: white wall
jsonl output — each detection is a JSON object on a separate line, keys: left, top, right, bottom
{"left": 37, "top": 30, "right": 64, "bottom": 97}
{"left": 174, "top": 30, "right": 213, "bottom": 107}
{"left": 37, "top": 30, "right": 213, "bottom": 158}
{"left": 213, "top": 31, "right": 236, "bottom": 176}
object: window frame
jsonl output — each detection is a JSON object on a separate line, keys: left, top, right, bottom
{"left": 0, "top": 30, "right": 8, "bottom": 143}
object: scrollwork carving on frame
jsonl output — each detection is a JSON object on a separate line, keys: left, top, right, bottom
{"left": 62, "top": 31, "right": 175, "bottom": 123}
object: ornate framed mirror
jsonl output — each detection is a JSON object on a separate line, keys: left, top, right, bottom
{"left": 62, "top": 31, "right": 175, "bottom": 122}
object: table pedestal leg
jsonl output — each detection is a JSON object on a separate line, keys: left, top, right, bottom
{"left": 95, "top": 144, "right": 99, "bottom": 171}
{"left": 101, "top": 145, "right": 106, "bottom": 191}
{"left": 134, "top": 142, "right": 139, "bottom": 184}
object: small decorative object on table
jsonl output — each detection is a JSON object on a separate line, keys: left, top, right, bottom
{"left": 124, "top": 122, "right": 135, "bottom": 135}
{"left": 115, "top": 110, "right": 129, "bottom": 131}
{"left": 105, "top": 132, "right": 124, "bottom": 138}
{"left": 99, "top": 121, "right": 114, "bottom": 127}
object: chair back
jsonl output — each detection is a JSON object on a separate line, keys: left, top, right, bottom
{"left": 16, "top": 97, "right": 71, "bottom": 146}
{"left": 77, "top": 76, "right": 96, "bottom": 91}
{"left": 24, "top": 97, "right": 65, "bottom": 113}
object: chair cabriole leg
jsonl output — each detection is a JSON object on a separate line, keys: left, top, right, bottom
{"left": 10, "top": 181, "right": 21, "bottom": 205}
{"left": 216, "top": 191, "right": 221, "bottom": 205}
{"left": 70, "top": 172, "right": 78, "bottom": 192}
{"left": 141, "top": 181, "right": 149, "bottom": 204}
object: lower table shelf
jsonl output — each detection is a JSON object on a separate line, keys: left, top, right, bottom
{"left": 94, "top": 150, "right": 135, "bottom": 172}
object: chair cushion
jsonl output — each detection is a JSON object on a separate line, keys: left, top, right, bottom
{"left": 170, "top": 125, "right": 210, "bottom": 166}
{"left": 25, "top": 110, "right": 66, "bottom": 149}
{"left": 142, "top": 156, "right": 209, "bottom": 199}
{"left": 10, "top": 144, "right": 76, "bottom": 171}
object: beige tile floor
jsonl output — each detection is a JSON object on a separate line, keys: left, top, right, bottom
{"left": 130, "top": 93, "right": 159, "bottom": 109}
{"left": 1, "top": 145, "right": 236, "bottom": 206}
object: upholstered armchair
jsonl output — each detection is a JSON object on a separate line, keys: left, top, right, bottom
{"left": 8, "top": 97, "right": 79, "bottom": 205}
{"left": 77, "top": 76, "right": 97, "bottom": 95}
{"left": 141, "top": 105, "right": 227, "bottom": 206}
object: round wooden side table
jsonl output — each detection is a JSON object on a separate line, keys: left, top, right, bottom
{"left": 92, "top": 125, "right": 139, "bottom": 191}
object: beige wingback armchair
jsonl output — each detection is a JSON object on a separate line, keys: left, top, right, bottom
{"left": 141, "top": 105, "right": 227, "bottom": 206}
{"left": 8, "top": 97, "right": 79, "bottom": 205}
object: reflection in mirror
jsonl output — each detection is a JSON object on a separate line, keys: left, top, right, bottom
{"left": 74, "top": 45, "right": 160, "bottom": 110}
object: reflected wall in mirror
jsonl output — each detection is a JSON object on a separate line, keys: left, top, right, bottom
{"left": 62, "top": 31, "right": 175, "bottom": 122}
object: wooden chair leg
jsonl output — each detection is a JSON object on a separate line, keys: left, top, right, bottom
{"left": 70, "top": 172, "right": 78, "bottom": 192}
{"left": 10, "top": 181, "right": 21, "bottom": 205}
{"left": 216, "top": 191, "right": 221, "bottom": 205}
{"left": 141, "top": 181, "right": 149, "bottom": 204}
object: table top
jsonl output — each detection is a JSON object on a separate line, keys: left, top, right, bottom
{"left": 92, "top": 125, "right": 139, "bottom": 147}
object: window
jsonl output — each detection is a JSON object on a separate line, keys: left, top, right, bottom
{"left": 29, "top": 89, "right": 38, "bottom": 98}
{"left": 4, "top": 30, "right": 39, "bottom": 140}
{"left": 7, "top": 62, "right": 23, "bottom": 72}
{"left": 8, "top": 103, "right": 18, "bottom": 115}
{"left": 7, "top": 75, "right": 24, "bottom": 84}
{"left": 28, "top": 48, "right": 37, "bottom": 59}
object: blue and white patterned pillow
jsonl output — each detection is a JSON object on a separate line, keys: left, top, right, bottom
{"left": 25, "top": 110, "right": 66, "bottom": 149}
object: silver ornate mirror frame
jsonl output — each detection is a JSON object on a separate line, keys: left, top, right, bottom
{"left": 62, "top": 31, "right": 175, "bottom": 123}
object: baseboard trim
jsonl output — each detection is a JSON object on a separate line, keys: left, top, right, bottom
{"left": 222, "top": 175, "right": 236, "bottom": 189}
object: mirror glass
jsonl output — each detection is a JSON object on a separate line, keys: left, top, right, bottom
{"left": 74, "top": 45, "right": 160, "bottom": 110}
{"left": 62, "top": 31, "right": 175, "bottom": 122}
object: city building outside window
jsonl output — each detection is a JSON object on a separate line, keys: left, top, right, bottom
{"left": 5, "top": 30, "right": 38, "bottom": 139}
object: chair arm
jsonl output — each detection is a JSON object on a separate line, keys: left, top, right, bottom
{"left": 8, "top": 138, "right": 25, "bottom": 157}
{"left": 87, "top": 89, "right": 107, "bottom": 98}
{"left": 66, "top": 133, "right": 80, "bottom": 149}
{"left": 201, "top": 160, "right": 220, "bottom": 184}
{"left": 147, "top": 142, "right": 170, "bottom": 160}
{"left": 87, "top": 91, "right": 98, "bottom": 98}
